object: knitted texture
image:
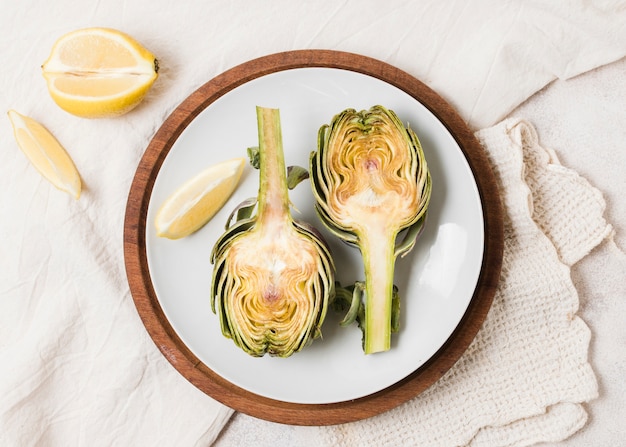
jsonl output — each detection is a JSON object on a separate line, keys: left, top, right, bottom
{"left": 315, "top": 119, "right": 610, "bottom": 446}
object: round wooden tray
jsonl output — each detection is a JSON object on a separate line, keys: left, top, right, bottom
{"left": 123, "top": 50, "right": 503, "bottom": 426}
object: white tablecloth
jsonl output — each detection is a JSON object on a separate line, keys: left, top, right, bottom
{"left": 2, "top": 1, "right": 625, "bottom": 446}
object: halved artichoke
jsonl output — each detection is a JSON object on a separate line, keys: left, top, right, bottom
{"left": 211, "top": 106, "right": 335, "bottom": 358}
{"left": 310, "top": 105, "right": 432, "bottom": 354}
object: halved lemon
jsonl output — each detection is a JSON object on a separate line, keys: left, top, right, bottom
{"left": 42, "top": 27, "right": 158, "bottom": 118}
{"left": 155, "top": 158, "right": 246, "bottom": 239}
{"left": 8, "top": 110, "right": 82, "bottom": 199}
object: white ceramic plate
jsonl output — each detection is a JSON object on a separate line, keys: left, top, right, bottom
{"left": 145, "top": 67, "right": 484, "bottom": 405}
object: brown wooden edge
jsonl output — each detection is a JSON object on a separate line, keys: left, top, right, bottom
{"left": 123, "top": 49, "right": 504, "bottom": 426}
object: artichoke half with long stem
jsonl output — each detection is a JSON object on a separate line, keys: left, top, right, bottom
{"left": 310, "top": 105, "right": 432, "bottom": 354}
{"left": 211, "top": 106, "right": 335, "bottom": 358}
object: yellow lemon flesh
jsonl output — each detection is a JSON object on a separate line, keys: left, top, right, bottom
{"left": 42, "top": 27, "right": 158, "bottom": 118}
{"left": 155, "top": 158, "right": 246, "bottom": 239}
{"left": 8, "top": 110, "right": 81, "bottom": 199}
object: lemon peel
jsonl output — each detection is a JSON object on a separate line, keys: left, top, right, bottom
{"left": 8, "top": 110, "right": 82, "bottom": 199}
{"left": 155, "top": 158, "right": 246, "bottom": 239}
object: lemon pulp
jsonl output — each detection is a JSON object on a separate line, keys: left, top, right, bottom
{"left": 8, "top": 110, "right": 81, "bottom": 199}
{"left": 155, "top": 158, "right": 246, "bottom": 239}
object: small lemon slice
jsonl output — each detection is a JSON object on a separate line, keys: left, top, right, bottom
{"left": 8, "top": 110, "right": 81, "bottom": 199}
{"left": 155, "top": 158, "right": 246, "bottom": 239}
{"left": 42, "top": 27, "right": 158, "bottom": 118}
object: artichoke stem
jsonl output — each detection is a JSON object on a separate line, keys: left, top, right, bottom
{"left": 360, "top": 229, "right": 396, "bottom": 354}
{"left": 255, "top": 106, "right": 290, "bottom": 229}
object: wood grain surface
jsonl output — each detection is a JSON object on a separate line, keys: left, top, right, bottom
{"left": 123, "top": 50, "right": 504, "bottom": 426}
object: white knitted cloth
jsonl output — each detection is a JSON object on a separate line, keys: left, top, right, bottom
{"left": 314, "top": 119, "right": 611, "bottom": 446}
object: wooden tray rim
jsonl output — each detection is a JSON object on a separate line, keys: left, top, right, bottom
{"left": 123, "top": 49, "right": 504, "bottom": 426}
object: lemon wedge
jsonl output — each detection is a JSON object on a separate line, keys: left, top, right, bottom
{"left": 41, "top": 27, "right": 158, "bottom": 118}
{"left": 8, "top": 110, "right": 81, "bottom": 199}
{"left": 155, "top": 158, "right": 246, "bottom": 239}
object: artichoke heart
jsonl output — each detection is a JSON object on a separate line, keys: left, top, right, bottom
{"left": 310, "top": 105, "right": 432, "bottom": 354}
{"left": 211, "top": 106, "right": 335, "bottom": 358}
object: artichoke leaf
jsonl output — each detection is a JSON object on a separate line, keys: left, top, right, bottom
{"left": 394, "top": 213, "right": 427, "bottom": 258}
{"left": 246, "top": 146, "right": 260, "bottom": 169}
{"left": 331, "top": 282, "right": 400, "bottom": 335}
{"left": 224, "top": 197, "right": 258, "bottom": 229}
{"left": 286, "top": 165, "right": 309, "bottom": 189}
